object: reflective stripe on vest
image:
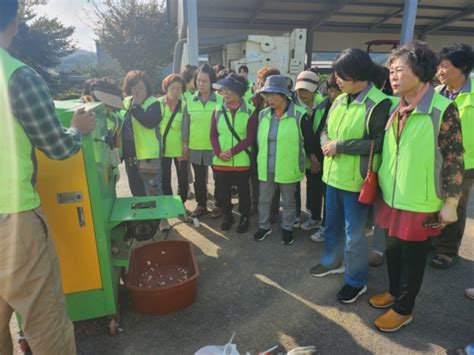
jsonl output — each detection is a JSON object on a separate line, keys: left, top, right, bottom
{"left": 0, "top": 48, "right": 41, "bottom": 213}
{"left": 257, "top": 102, "right": 306, "bottom": 183}
{"left": 124, "top": 96, "right": 160, "bottom": 160}
{"left": 158, "top": 97, "right": 184, "bottom": 158}
{"left": 322, "top": 84, "right": 389, "bottom": 192}
{"left": 186, "top": 93, "right": 222, "bottom": 150}
{"left": 212, "top": 100, "right": 254, "bottom": 167}
{"left": 436, "top": 79, "right": 474, "bottom": 170}
{"left": 379, "top": 88, "right": 451, "bottom": 213}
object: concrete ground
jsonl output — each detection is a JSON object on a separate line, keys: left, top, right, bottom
{"left": 13, "top": 164, "right": 474, "bottom": 354}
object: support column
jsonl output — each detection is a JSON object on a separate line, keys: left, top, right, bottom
{"left": 305, "top": 28, "right": 314, "bottom": 69}
{"left": 400, "top": 0, "right": 419, "bottom": 45}
{"left": 186, "top": 0, "right": 199, "bottom": 66}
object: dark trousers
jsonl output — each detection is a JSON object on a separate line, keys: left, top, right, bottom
{"left": 161, "top": 157, "right": 189, "bottom": 203}
{"left": 124, "top": 157, "right": 146, "bottom": 197}
{"left": 192, "top": 163, "right": 208, "bottom": 207}
{"left": 214, "top": 169, "right": 251, "bottom": 217}
{"left": 386, "top": 236, "right": 431, "bottom": 315}
{"left": 306, "top": 169, "right": 325, "bottom": 222}
{"left": 432, "top": 177, "right": 473, "bottom": 256}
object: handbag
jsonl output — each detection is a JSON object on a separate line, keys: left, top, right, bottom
{"left": 358, "top": 140, "right": 378, "bottom": 205}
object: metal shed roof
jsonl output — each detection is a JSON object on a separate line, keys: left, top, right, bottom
{"left": 168, "top": 0, "right": 474, "bottom": 37}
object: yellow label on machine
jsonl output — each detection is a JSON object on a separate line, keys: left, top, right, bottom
{"left": 36, "top": 149, "right": 102, "bottom": 294}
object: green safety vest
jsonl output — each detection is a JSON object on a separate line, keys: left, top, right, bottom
{"left": 257, "top": 102, "right": 306, "bottom": 183}
{"left": 242, "top": 80, "right": 254, "bottom": 104}
{"left": 212, "top": 100, "right": 255, "bottom": 167}
{"left": 0, "top": 48, "right": 41, "bottom": 213}
{"left": 158, "top": 97, "right": 184, "bottom": 158}
{"left": 322, "top": 84, "right": 389, "bottom": 192}
{"left": 182, "top": 90, "right": 194, "bottom": 102}
{"left": 123, "top": 96, "right": 160, "bottom": 160}
{"left": 436, "top": 79, "right": 474, "bottom": 170}
{"left": 186, "top": 93, "right": 223, "bottom": 150}
{"left": 379, "top": 87, "right": 452, "bottom": 213}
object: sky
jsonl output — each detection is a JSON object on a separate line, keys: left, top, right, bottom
{"left": 33, "top": 0, "right": 104, "bottom": 52}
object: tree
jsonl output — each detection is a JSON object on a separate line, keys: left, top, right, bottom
{"left": 9, "top": 1, "right": 76, "bottom": 91}
{"left": 93, "top": 0, "right": 177, "bottom": 88}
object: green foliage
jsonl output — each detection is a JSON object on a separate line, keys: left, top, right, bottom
{"left": 9, "top": 1, "right": 75, "bottom": 92}
{"left": 54, "top": 88, "right": 82, "bottom": 101}
{"left": 93, "top": 0, "right": 177, "bottom": 89}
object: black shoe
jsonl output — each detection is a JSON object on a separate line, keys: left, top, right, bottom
{"left": 220, "top": 214, "right": 234, "bottom": 231}
{"left": 281, "top": 229, "right": 294, "bottom": 245}
{"left": 337, "top": 284, "right": 367, "bottom": 304}
{"left": 236, "top": 216, "right": 250, "bottom": 234}
{"left": 254, "top": 228, "right": 271, "bottom": 242}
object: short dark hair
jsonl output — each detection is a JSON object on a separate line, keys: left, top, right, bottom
{"left": 162, "top": 73, "right": 186, "bottom": 93}
{"left": 332, "top": 48, "right": 375, "bottom": 82}
{"left": 180, "top": 64, "right": 197, "bottom": 84}
{"left": 217, "top": 68, "right": 235, "bottom": 81}
{"left": 194, "top": 63, "right": 217, "bottom": 89}
{"left": 122, "top": 70, "right": 154, "bottom": 97}
{"left": 388, "top": 41, "right": 437, "bottom": 83}
{"left": 439, "top": 43, "right": 474, "bottom": 76}
{"left": 238, "top": 65, "right": 249, "bottom": 74}
{"left": 372, "top": 64, "right": 389, "bottom": 90}
{"left": 326, "top": 73, "right": 339, "bottom": 90}
{"left": 213, "top": 64, "right": 225, "bottom": 74}
{"left": 0, "top": 0, "right": 18, "bottom": 32}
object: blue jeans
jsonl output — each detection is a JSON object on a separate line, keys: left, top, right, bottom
{"left": 321, "top": 185, "right": 369, "bottom": 288}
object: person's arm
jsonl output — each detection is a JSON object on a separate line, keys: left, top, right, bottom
{"left": 9, "top": 67, "right": 82, "bottom": 160}
{"left": 229, "top": 110, "right": 258, "bottom": 155}
{"left": 439, "top": 104, "right": 464, "bottom": 199}
{"left": 182, "top": 105, "right": 190, "bottom": 143}
{"left": 210, "top": 110, "right": 222, "bottom": 156}
{"left": 336, "top": 99, "right": 391, "bottom": 155}
{"left": 300, "top": 113, "right": 316, "bottom": 157}
{"left": 130, "top": 101, "right": 162, "bottom": 129}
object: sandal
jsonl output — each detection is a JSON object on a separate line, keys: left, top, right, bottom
{"left": 430, "top": 254, "right": 458, "bottom": 269}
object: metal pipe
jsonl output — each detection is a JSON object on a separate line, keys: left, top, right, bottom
{"left": 400, "top": 0, "right": 419, "bottom": 45}
{"left": 173, "top": 38, "right": 187, "bottom": 74}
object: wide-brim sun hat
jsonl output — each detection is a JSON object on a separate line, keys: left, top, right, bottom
{"left": 257, "top": 75, "right": 291, "bottom": 97}
{"left": 92, "top": 90, "right": 124, "bottom": 110}
{"left": 212, "top": 76, "right": 247, "bottom": 97}
{"left": 295, "top": 70, "right": 320, "bottom": 93}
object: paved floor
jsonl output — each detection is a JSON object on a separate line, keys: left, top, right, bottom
{"left": 12, "top": 165, "right": 474, "bottom": 354}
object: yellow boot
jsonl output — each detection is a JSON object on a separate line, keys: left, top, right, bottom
{"left": 374, "top": 309, "right": 413, "bottom": 332}
{"left": 369, "top": 292, "right": 395, "bottom": 309}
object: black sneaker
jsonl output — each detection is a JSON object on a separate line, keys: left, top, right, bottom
{"left": 337, "top": 284, "right": 367, "bottom": 304}
{"left": 282, "top": 229, "right": 294, "bottom": 245}
{"left": 220, "top": 214, "right": 234, "bottom": 231}
{"left": 254, "top": 228, "right": 271, "bottom": 242}
{"left": 310, "top": 264, "right": 345, "bottom": 277}
{"left": 236, "top": 216, "right": 250, "bottom": 234}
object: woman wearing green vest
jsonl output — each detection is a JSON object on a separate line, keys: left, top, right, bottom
{"left": 430, "top": 44, "right": 474, "bottom": 269}
{"left": 122, "top": 71, "right": 167, "bottom": 232}
{"left": 253, "top": 75, "right": 314, "bottom": 245}
{"left": 295, "top": 70, "right": 325, "bottom": 232}
{"left": 369, "top": 41, "right": 464, "bottom": 332}
{"left": 183, "top": 64, "right": 222, "bottom": 217}
{"left": 309, "top": 48, "right": 392, "bottom": 305}
{"left": 159, "top": 74, "right": 188, "bottom": 203}
{"left": 210, "top": 73, "right": 258, "bottom": 232}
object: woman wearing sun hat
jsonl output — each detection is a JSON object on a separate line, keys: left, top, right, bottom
{"left": 210, "top": 73, "right": 258, "bottom": 233}
{"left": 253, "top": 75, "right": 314, "bottom": 245}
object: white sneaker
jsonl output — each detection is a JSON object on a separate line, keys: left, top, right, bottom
{"left": 300, "top": 218, "right": 321, "bottom": 231}
{"left": 310, "top": 229, "right": 324, "bottom": 242}
{"left": 159, "top": 218, "right": 171, "bottom": 232}
{"left": 293, "top": 217, "right": 301, "bottom": 229}
{"left": 465, "top": 288, "right": 474, "bottom": 300}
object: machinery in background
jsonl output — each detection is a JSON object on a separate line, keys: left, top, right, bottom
{"left": 217, "top": 28, "right": 307, "bottom": 83}
{"left": 34, "top": 100, "right": 185, "bottom": 334}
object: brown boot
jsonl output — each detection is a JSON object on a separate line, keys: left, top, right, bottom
{"left": 369, "top": 292, "right": 395, "bottom": 309}
{"left": 374, "top": 309, "right": 412, "bottom": 332}
{"left": 210, "top": 206, "right": 223, "bottom": 219}
{"left": 191, "top": 205, "right": 208, "bottom": 218}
